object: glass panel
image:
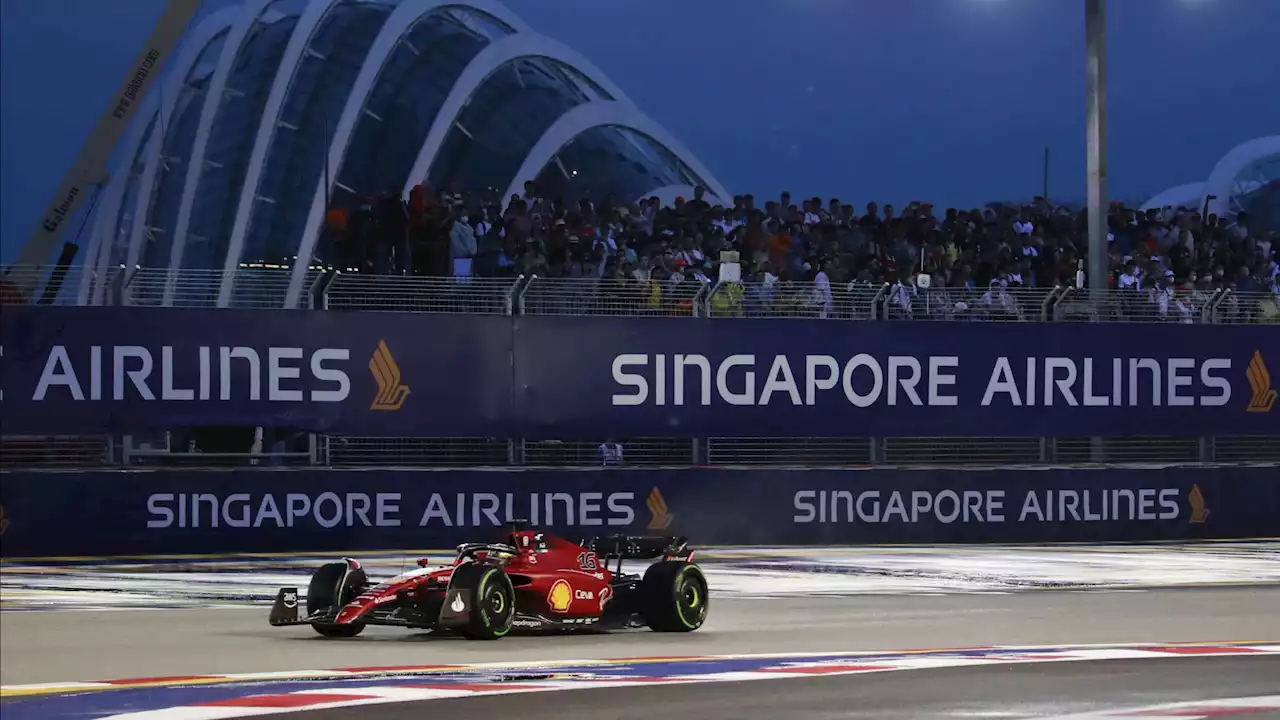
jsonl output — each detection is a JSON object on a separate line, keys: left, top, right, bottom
{"left": 334, "top": 14, "right": 492, "bottom": 199}
{"left": 530, "top": 126, "right": 711, "bottom": 207}
{"left": 139, "top": 88, "right": 207, "bottom": 269}
{"left": 425, "top": 58, "right": 598, "bottom": 196}
{"left": 1231, "top": 156, "right": 1280, "bottom": 236}
{"left": 182, "top": 13, "right": 300, "bottom": 271}
{"left": 108, "top": 114, "right": 159, "bottom": 268}
{"left": 239, "top": 4, "right": 390, "bottom": 268}
{"left": 312, "top": 8, "right": 514, "bottom": 265}
{"left": 138, "top": 30, "right": 229, "bottom": 270}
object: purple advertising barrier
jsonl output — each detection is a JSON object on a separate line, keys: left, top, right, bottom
{"left": 0, "top": 464, "right": 1276, "bottom": 557}
{"left": 512, "top": 315, "right": 1280, "bottom": 438}
{"left": 0, "top": 306, "right": 514, "bottom": 436}
{"left": 2, "top": 307, "right": 1278, "bottom": 437}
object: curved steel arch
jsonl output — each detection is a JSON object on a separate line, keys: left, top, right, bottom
{"left": 107, "top": 6, "right": 242, "bottom": 298}
{"left": 1204, "top": 135, "right": 1280, "bottom": 218}
{"left": 501, "top": 100, "right": 731, "bottom": 206}
{"left": 217, "top": 0, "right": 354, "bottom": 307}
{"left": 80, "top": 97, "right": 159, "bottom": 305}
{"left": 283, "top": 0, "right": 530, "bottom": 307}
{"left": 164, "top": 0, "right": 283, "bottom": 303}
{"left": 1139, "top": 182, "right": 1206, "bottom": 213}
{"left": 399, "top": 33, "right": 633, "bottom": 200}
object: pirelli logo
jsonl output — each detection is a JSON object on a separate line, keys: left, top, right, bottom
{"left": 1245, "top": 350, "right": 1276, "bottom": 414}
{"left": 369, "top": 340, "right": 410, "bottom": 411}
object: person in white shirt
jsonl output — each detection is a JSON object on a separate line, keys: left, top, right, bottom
{"left": 1148, "top": 276, "right": 1175, "bottom": 319}
{"left": 1117, "top": 259, "right": 1141, "bottom": 290}
{"left": 713, "top": 210, "right": 742, "bottom": 236}
{"left": 598, "top": 440, "right": 623, "bottom": 466}
{"left": 803, "top": 197, "right": 822, "bottom": 227}
{"left": 1013, "top": 207, "right": 1034, "bottom": 236}
{"left": 450, "top": 208, "right": 477, "bottom": 260}
{"left": 981, "top": 279, "right": 1018, "bottom": 317}
{"left": 631, "top": 256, "right": 652, "bottom": 282}
{"left": 810, "top": 262, "right": 833, "bottom": 318}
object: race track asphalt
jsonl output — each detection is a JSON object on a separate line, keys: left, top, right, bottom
{"left": 294, "top": 656, "right": 1280, "bottom": 720}
{"left": 3, "top": 586, "right": 1278, "bottom": 685}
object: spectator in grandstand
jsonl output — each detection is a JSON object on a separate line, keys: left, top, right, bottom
{"left": 449, "top": 203, "right": 477, "bottom": 275}
{"left": 324, "top": 176, "right": 1276, "bottom": 322}
{"left": 598, "top": 440, "right": 623, "bottom": 466}
{"left": 375, "top": 186, "right": 409, "bottom": 275}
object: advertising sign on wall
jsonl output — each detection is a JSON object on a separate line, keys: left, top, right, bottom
{"left": 2, "top": 307, "right": 1277, "bottom": 437}
{"left": 1, "top": 465, "right": 1275, "bottom": 557}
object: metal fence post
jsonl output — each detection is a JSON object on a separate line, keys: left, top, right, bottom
{"left": 504, "top": 275, "right": 525, "bottom": 316}
{"left": 870, "top": 284, "right": 888, "bottom": 320}
{"left": 305, "top": 271, "right": 327, "bottom": 310}
{"left": 1199, "top": 436, "right": 1214, "bottom": 463}
{"left": 1041, "top": 285, "right": 1062, "bottom": 322}
{"left": 517, "top": 275, "right": 535, "bottom": 315}
{"left": 697, "top": 282, "right": 716, "bottom": 318}
{"left": 1207, "top": 289, "right": 1231, "bottom": 324}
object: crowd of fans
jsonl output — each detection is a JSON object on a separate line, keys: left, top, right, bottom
{"left": 321, "top": 181, "right": 1280, "bottom": 322}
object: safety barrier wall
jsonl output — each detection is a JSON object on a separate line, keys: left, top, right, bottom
{"left": 2, "top": 464, "right": 1277, "bottom": 557}
{"left": 3, "top": 306, "right": 1279, "bottom": 438}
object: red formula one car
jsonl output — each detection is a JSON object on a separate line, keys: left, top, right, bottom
{"left": 268, "top": 524, "right": 708, "bottom": 640}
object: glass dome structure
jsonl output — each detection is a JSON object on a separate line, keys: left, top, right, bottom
{"left": 1143, "top": 135, "right": 1280, "bottom": 235}
{"left": 79, "top": 0, "right": 730, "bottom": 308}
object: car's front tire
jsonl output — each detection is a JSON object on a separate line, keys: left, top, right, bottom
{"left": 307, "top": 562, "right": 367, "bottom": 638}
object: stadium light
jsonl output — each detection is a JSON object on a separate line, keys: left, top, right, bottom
{"left": 1085, "top": 0, "right": 1107, "bottom": 293}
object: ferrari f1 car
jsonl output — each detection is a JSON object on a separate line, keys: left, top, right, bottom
{"left": 268, "top": 523, "right": 708, "bottom": 640}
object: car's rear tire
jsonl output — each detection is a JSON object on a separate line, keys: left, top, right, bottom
{"left": 450, "top": 564, "right": 515, "bottom": 640}
{"left": 307, "top": 562, "right": 367, "bottom": 638}
{"left": 640, "top": 561, "right": 708, "bottom": 632}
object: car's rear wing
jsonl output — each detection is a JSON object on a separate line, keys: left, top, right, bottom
{"left": 582, "top": 534, "right": 693, "bottom": 562}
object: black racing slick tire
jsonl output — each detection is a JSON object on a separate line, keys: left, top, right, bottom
{"left": 307, "top": 562, "right": 368, "bottom": 638}
{"left": 450, "top": 563, "right": 516, "bottom": 640}
{"left": 640, "top": 561, "right": 708, "bottom": 632}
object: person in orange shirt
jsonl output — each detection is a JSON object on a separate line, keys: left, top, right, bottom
{"left": 768, "top": 220, "right": 791, "bottom": 270}
{"left": 325, "top": 205, "right": 349, "bottom": 269}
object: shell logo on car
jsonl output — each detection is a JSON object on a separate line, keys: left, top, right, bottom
{"left": 547, "top": 579, "right": 573, "bottom": 613}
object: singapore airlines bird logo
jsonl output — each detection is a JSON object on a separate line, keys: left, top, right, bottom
{"left": 369, "top": 340, "right": 410, "bottom": 411}
{"left": 1245, "top": 350, "right": 1276, "bottom": 413}
{"left": 647, "top": 487, "right": 674, "bottom": 531}
{"left": 1187, "top": 485, "right": 1210, "bottom": 524}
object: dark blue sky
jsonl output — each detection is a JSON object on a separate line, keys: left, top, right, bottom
{"left": 2, "top": 0, "right": 1278, "bottom": 262}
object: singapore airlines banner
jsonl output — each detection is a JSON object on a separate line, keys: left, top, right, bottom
{"left": 0, "top": 465, "right": 1276, "bottom": 556}
{"left": 1, "top": 307, "right": 1277, "bottom": 437}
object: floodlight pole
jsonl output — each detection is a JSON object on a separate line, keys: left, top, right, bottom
{"left": 1085, "top": 0, "right": 1109, "bottom": 295}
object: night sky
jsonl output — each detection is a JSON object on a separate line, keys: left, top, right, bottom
{"left": 2, "top": 0, "right": 1278, "bottom": 262}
